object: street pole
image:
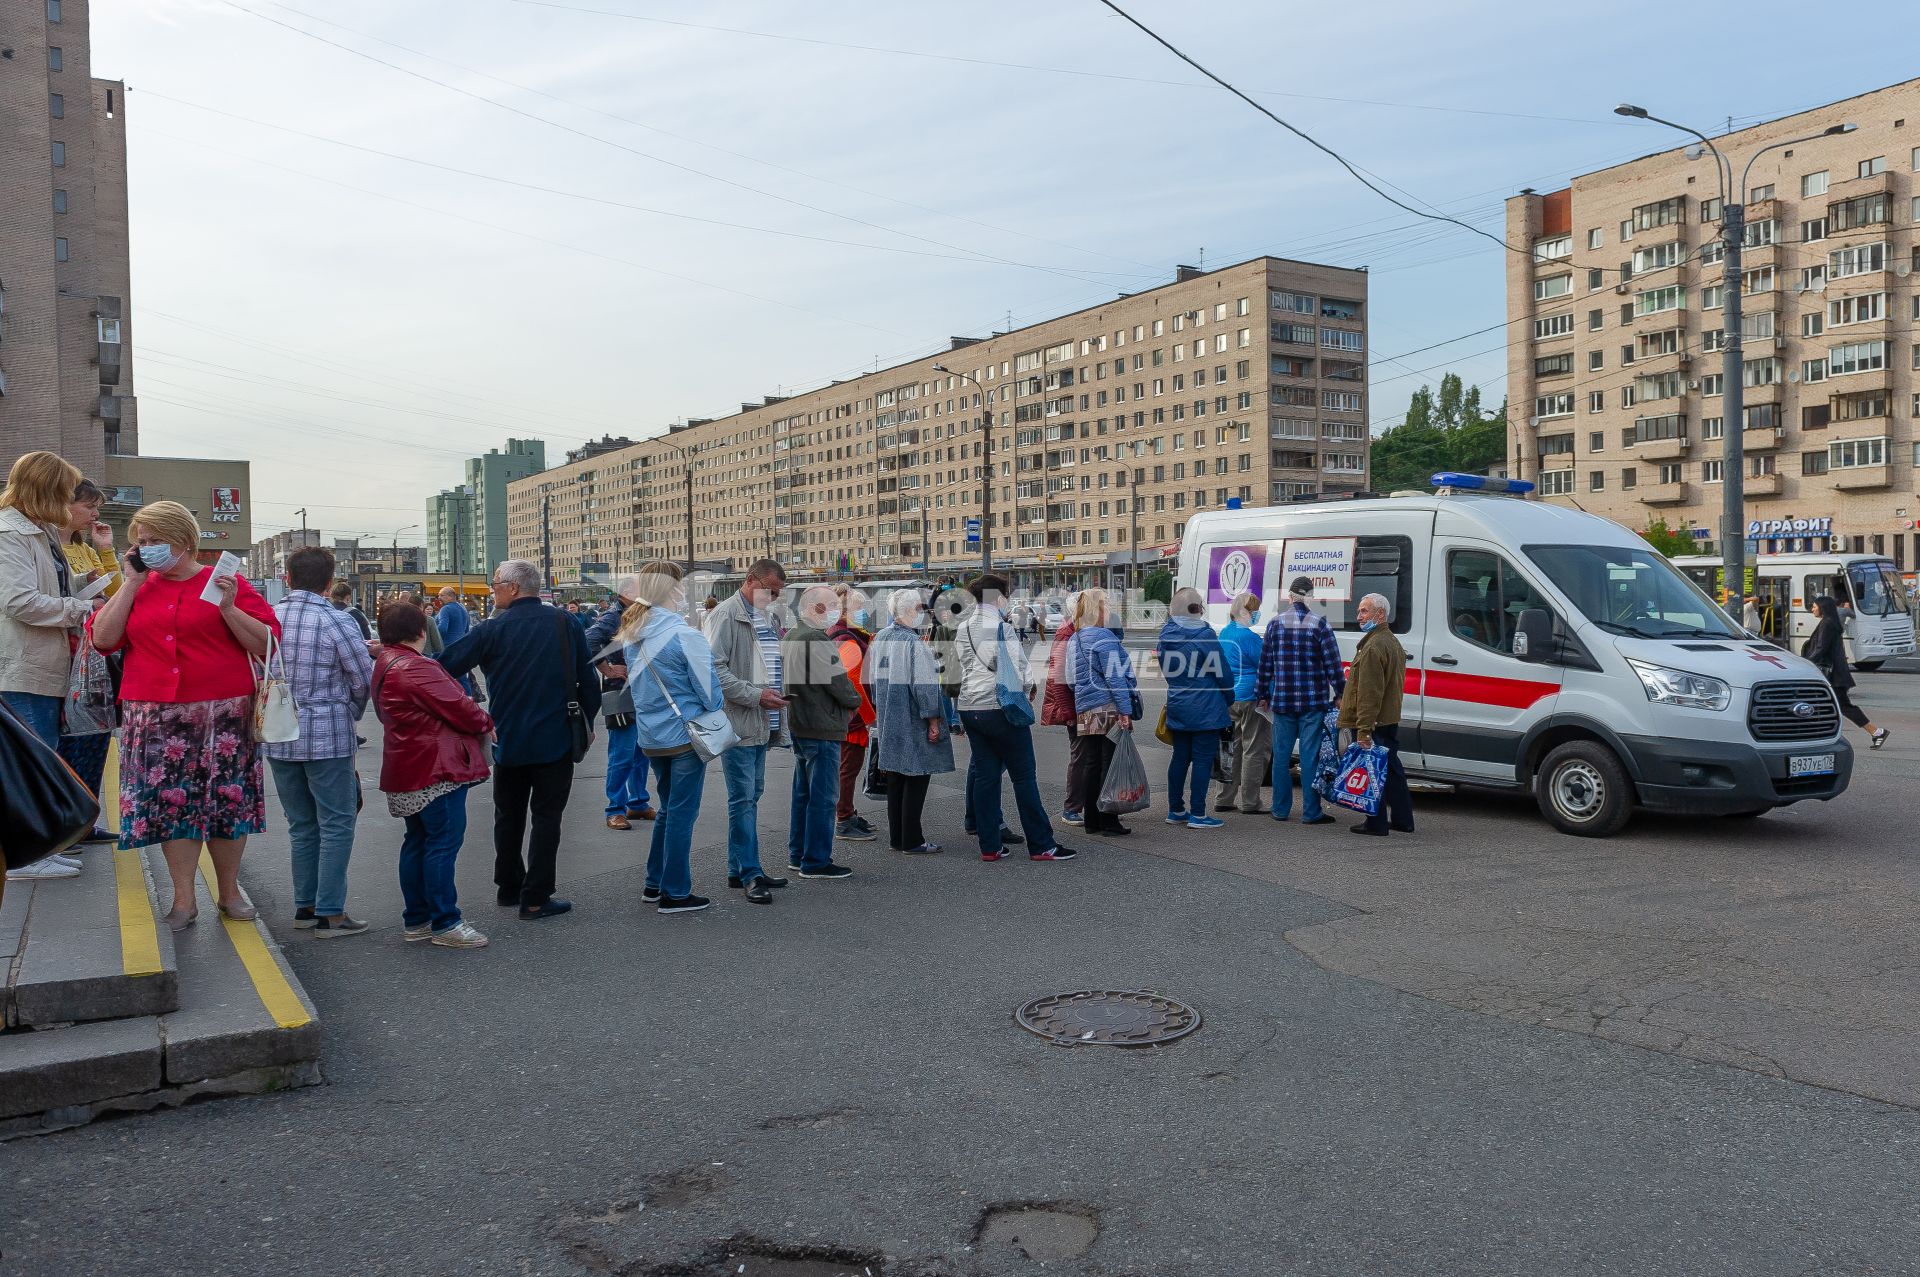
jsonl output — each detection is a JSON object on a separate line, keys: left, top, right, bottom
{"left": 453, "top": 494, "right": 465, "bottom": 602}
{"left": 685, "top": 453, "right": 695, "bottom": 574}
{"left": 541, "top": 488, "right": 553, "bottom": 590}
{"left": 932, "top": 364, "right": 991, "bottom": 575}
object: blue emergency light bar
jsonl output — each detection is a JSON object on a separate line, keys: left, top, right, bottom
{"left": 1431, "top": 472, "right": 1535, "bottom": 495}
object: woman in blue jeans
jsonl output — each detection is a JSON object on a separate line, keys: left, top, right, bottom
{"left": 372, "top": 602, "right": 494, "bottom": 949}
{"left": 623, "top": 561, "right": 725, "bottom": 914}
{"left": 1155, "top": 589, "right": 1235, "bottom": 829}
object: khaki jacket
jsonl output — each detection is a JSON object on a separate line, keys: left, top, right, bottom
{"left": 0, "top": 507, "right": 92, "bottom": 697}
{"left": 1338, "top": 625, "right": 1406, "bottom": 737}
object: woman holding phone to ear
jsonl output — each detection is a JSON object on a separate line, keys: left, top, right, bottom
{"left": 89, "top": 500, "right": 279, "bottom": 931}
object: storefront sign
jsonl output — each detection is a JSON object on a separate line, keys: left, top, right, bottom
{"left": 1206, "top": 544, "right": 1265, "bottom": 604}
{"left": 1747, "top": 516, "right": 1832, "bottom": 539}
{"left": 209, "top": 486, "right": 243, "bottom": 525}
{"left": 1277, "top": 537, "right": 1358, "bottom": 601}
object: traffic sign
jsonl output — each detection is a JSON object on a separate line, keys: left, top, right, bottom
{"left": 965, "top": 518, "right": 981, "bottom": 545}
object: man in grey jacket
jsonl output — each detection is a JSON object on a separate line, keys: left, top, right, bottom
{"left": 708, "top": 558, "right": 792, "bottom": 904}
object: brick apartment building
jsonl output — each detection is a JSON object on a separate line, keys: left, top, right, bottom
{"left": 1507, "top": 78, "right": 1920, "bottom": 565}
{"left": 509, "top": 257, "right": 1370, "bottom": 589}
{"left": 0, "top": 0, "right": 137, "bottom": 476}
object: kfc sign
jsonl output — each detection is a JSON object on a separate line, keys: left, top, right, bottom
{"left": 209, "top": 486, "right": 242, "bottom": 524}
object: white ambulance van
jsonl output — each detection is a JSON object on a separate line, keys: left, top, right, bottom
{"left": 1177, "top": 476, "right": 1852, "bottom": 837}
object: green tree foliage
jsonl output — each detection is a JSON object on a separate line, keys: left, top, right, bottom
{"left": 1638, "top": 518, "right": 1696, "bottom": 558}
{"left": 1370, "top": 373, "right": 1509, "bottom": 493}
{"left": 1142, "top": 567, "right": 1173, "bottom": 605}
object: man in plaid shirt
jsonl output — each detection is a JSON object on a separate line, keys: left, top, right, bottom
{"left": 1254, "top": 575, "right": 1345, "bottom": 825}
{"left": 265, "top": 546, "right": 375, "bottom": 937}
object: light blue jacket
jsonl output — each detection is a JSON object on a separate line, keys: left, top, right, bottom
{"left": 624, "top": 607, "right": 724, "bottom": 756}
{"left": 1070, "top": 624, "right": 1141, "bottom": 718}
{"left": 1155, "top": 618, "right": 1234, "bottom": 733}
{"left": 869, "top": 621, "right": 955, "bottom": 776}
{"left": 1220, "top": 619, "right": 1263, "bottom": 702}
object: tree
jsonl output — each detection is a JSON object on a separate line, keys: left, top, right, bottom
{"left": 1369, "top": 375, "right": 1507, "bottom": 493}
{"left": 1142, "top": 567, "right": 1173, "bottom": 605}
{"left": 1639, "top": 518, "right": 1695, "bottom": 558}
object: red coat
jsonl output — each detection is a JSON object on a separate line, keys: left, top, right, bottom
{"left": 372, "top": 647, "right": 493, "bottom": 793}
{"left": 1040, "top": 621, "right": 1078, "bottom": 726}
{"left": 91, "top": 567, "right": 281, "bottom": 703}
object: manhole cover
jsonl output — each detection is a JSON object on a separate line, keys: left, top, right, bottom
{"left": 1014, "top": 991, "right": 1200, "bottom": 1048}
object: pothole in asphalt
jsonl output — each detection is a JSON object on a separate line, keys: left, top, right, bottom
{"left": 678, "top": 1238, "right": 888, "bottom": 1276}
{"left": 1014, "top": 990, "right": 1201, "bottom": 1048}
{"left": 973, "top": 1202, "right": 1100, "bottom": 1261}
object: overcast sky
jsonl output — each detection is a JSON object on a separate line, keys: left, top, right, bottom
{"left": 99, "top": 0, "right": 1916, "bottom": 544}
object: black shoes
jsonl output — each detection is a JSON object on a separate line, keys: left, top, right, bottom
{"left": 519, "top": 897, "right": 573, "bottom": 919}
{"left": 727, "top": 873, "right": 788, "bottom": 889}
{"left": 963, "top": 826, "right": 1024, "bottom": 846}
{"left": 742, "top": 878, "right": 773, "bottom": 904}
{"left": 658, "top": 893, "right": 711, "bottom": 914}
{"left": 1349, "top": 825, "right": 1388, "bottom": 837}
{"left": 1090, "top": 823, "right": 1132, "bottom": 837}
{"left": 642, "top": 886, "right": 662, "bottom": 903}
{"left": 1029, "top": 846, "right": 1077, "bottom": 861}
{"left": 1303, "top": 815, "right": 1337, "bottom": 826}
{"left": 796, "top": 863, "right": 853, "bottom": 880}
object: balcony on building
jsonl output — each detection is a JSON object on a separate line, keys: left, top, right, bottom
{"left": 1745, "top": 471, "right": 1785, "bottom": 498}
{"left": 1639, "top": 480, "right": 1692, "bottom": 506}
{"left": 1631, "top": 413, "right": 1689, "bottom": 461}
{"left": 1834, "top": 464, "right": 1891, "bottom": 491}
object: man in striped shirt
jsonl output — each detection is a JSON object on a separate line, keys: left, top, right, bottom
{"left": 1254, "top": 575, "right": 1345, "bottom": 826}
{"left": 707, "top": 559, "right": 792, "bottom": 904}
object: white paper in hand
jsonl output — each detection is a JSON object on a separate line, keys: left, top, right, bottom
{"left": 76, "top": 572, "right": 117, "bottom": 601}
{"left": 199, "top": 551, "right": 243, "bottom": 605}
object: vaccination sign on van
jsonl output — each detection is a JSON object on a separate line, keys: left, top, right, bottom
{"left": 1207, "top": 538, "right": 1357, "bottom": 604}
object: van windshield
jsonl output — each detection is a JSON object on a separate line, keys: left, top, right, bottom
{"left": 1525, "top": 544, "right": 1743, "bottom": 639}
{"left": 1846, "top": 562, "right": 1910, "bottom": 617}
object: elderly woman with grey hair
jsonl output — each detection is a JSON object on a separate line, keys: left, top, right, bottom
{"left": 868, "top": 587, "right": 953, "bottom": 854}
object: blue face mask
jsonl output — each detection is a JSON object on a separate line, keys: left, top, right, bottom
{"left": 1359, "top": 619, "right": 1378, "bottom": 633}
{"left": 853, "top": 609, "right": 870, "bottom": 629}
{"left": 137, "top": 543, "right": 177, "bottom": 571}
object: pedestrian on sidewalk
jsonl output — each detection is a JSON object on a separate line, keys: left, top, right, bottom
{"left": 1039, "top": 595, "right": 1081, "bottom": 825}
{"left": 624, "top": 560, "right": 723, "bottom": 914}
{"left": 952, "top": 573, "right": 1075, "bottom": 863}
{"left": 266, "top": 546, "right": 375, "bottom": 938}
{"left": 1218, "top": 591, "right": 1271, "bottom": 814}
{"left": 1, "top": 452, "right": 102, "bottom": 883}
{"left": 705, "top": 559, "right": 791, "bottom": 904}
{"left": 88, "top": 500, "right": 280, "bottom": 930}
{"left": 586, "top": 576, "right": 655, "bottom": 829}
{"left": 439, "top": 558, "right": 599, "bottom": 922}
{"left": 1255, "top": 576, "right": 1345, "bottom": 827}
{"left": 783, "top": 586, "right": 862, "bottom": 879}
{"left": 1805, "top": 595, "right": 1889, "bottom": 750}
{"left": 56, "top": 477, "right": 120, "bottom": 849}
{"left": 373, "top": 601, "right": 493, "bottom": 947}
{"left": 869, "top": 587, "right": 951, "bottom": 854}
{"left": 1069, "top": 588, "right": 1139, "bottom": 837}
{"left": 1156, "top": 588, "right": 1235, "bottom": 829}
{"left": 435, "top": 586, "right": 478, "bottom": 699}
{"left": 829, "top": 584, "right": 879, "bottom": 844}
{"left": 1342, "top": 592, "right": 1414, "bottom": 837}
{"left": 330, "top": 582, "right": 372, "bottom": 641}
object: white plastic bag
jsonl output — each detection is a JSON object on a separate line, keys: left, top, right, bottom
{"left": 1097, "top": 727, "right": 1152, "bottom": 814}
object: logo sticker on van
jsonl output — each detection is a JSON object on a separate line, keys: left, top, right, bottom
{"left": 1207, "top": 545, "right": 1265, "bottom": 604}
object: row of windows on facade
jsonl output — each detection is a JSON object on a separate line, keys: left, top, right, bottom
{"left": 1535, "top": 229, "right": 1920, "bottom": 316}
{"left": 1535, "top": 274, "right": 1920, "bottom": 356}
{"left": 1539, "top": 388, "right": 1912, "bottom": 434}
{"left": 1535, "top": 436, "right": 1912, "bottom": 497}
{"left": 1535, "top": 339, "right": 1920, "bottom": 408}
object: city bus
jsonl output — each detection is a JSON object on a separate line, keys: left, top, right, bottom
{"left": 1670, "top": 553, "right": 1916, "bottom": 670}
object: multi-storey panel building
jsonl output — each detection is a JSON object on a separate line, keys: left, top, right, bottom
{"left": 507, "top": 257, "right": 1370, "bottom": 587}
{"left": 1507, "top": 79, "right": 1919, "bottom": 564}
{"left": 0, "top": 0, "right": 137, "bottom": 475}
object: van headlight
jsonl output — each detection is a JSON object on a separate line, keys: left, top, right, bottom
{"left": 1626, "top": 659, "right": 1731, "bottom": 711}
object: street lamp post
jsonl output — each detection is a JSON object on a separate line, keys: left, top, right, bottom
{"left": 1615, "top": 106, "right": 1854, "bottom": 609}
{"left": 933, "top": 363, "right": 992, "bottom": 575}
{"left": 391, "top": 524, "right": 418, "bottom": 575}
{"left": 655, "top": 441, "right": 698, "bottom": 573}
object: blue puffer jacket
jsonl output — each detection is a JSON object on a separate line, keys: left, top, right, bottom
{"left": 1070, "top": 624, "right": 1142, "bottom": 719}
{"left": 1219, "top": 619, "right": 1263, "bottom": 701}
{"left": 624, "top": 606, "right": 724, "bottom": 756}
{"left": 1155, "top": 618, "right": 1233, "bottom": 732}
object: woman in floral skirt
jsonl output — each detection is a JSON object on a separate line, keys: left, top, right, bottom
{"left": 89, "top": 500, "right": 279, "bottom": 930}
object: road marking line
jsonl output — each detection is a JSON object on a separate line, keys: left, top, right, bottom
{"left": 114, "top": 848, "right": 163, "bottom": 977}
{"left": 197, "top": 849, "right": 312, "bottom": 1030}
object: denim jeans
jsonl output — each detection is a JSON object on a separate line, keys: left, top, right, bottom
{"left": 721, "top": 742, "right": 769, "bottom": 882}
{"left": 959, "top": 708, "right": 1056, "bottom": 855}
{"left": 1269, "top": 707, "right": 1328, "bottom": 821}
{"left": 399, "top": 786, "right": 467, "bottom": 932}
{"left": 603, "top": 719, "right": 652, "bottom": 816}
{"left": 268, "top": 755, "right": 361, "bottom": 916}
{"left": 1167, "top": 729, "right": 1219, "bottom": 818}
{"left": 787, "top": 737, "right": 841, "bottom": 871}
{"left": 0, "top": 691, "right": 61, "bottom": 748}
{"left": 645, "top": 749, "right": 706, "bottom": 899}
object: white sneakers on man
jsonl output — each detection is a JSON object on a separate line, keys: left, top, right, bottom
{"left": 6, "top": 858, "right": 81, "bottom": 882}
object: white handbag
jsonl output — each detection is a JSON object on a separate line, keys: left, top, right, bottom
{"left": 252, "top": 631, "right": 301, "bottom": 744}
{"left": 639, "top": 638, "right": 737, "bottom": 762}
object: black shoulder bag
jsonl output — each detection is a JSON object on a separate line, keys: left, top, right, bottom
{"left": 554, "top": 610, "right": 593, "bottom": 763}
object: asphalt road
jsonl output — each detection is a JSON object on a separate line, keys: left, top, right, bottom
{"left": 5, "top": 670, "right": 1919, "bottom": 1276}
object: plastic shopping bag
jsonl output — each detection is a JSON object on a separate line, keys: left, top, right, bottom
{"left": 1310, "top": 706, "right": 1344, "bottom": 802}
{"left": 1329, "top": 743, "right": 1389, "bottom": 816}
{"left": 1097, "top": 727, "right": 1153, "bottom": 814}
{"left": 61, "top": 638, "right": 118, "bottom": 736}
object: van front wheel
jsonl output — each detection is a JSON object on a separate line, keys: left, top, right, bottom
{"left": 1535, "top": 741, "right": 1632, "bottom": 837}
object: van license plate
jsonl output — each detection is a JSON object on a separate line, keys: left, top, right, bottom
{"left": 1788, "top": 753, "right": 1835, "bottom": 777}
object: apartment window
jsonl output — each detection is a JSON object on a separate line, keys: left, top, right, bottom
{"left": 1803, "top": 451, "right": 1829, "bottom": 476}
{"left": 1658, "top": 463, "right": 1683, "bottom": 485}
{"left": 1828, "top": 292, "right": 1885, "bottom": 327}
{"left": 1632, "top": 241, "right": 1682, "bottom": 273}
{"left": 1744, "top": 403, "right": 1780, "bottom": 431}
{"left": 1321, "top": 328, "right": 1363, "bottom": 352}
{"left": 1587, "top": 268, "right": 1604, "bottom": 291}
{"left": 48, "top": 93, "right": 63, "bottom": 119}
{"left": 1702, "top": 459, "right": 1723, "bottom": 483}
{"left": 1538, "top": 433, "right": 1574, "bottom": 457}
{"left": 1534, "top": 274, "right": 1572, "bottom": 301}
{"left": 1636, "top": 371, "right": 1683, "bottom": 401}
{"left": 1829, "top": 241, "right": 1886, "bottom": 278}
{"left": 1701, "top": 198, "right": 1722, "bottom": 222}
{"left": 1828, "top": 341, "right": 1886, "bottom": 376}
{"left": 47, "top": 0, "right": 61, "bottom": 20}
{"left": 1859, "top": 156, "right": 1887, "bottom": 179}
{"left": 1621, "top": 344, "right": 1635, "bottom": 366}
{"left": 1621, "top": 468, "right": 1637, "bottom": 490}
{"left": 1587, "top": 227, "right": 1604, "bottom": 250}
{"left": 1830, "top": 193, "right": 1890, "bottom": 231}
{"left": 1701, "top": 416, "right": 1724, "bottom": 441}
{"left": 1632, "top": 413, "right": 1685, "bottom": 443}
{"left": 1539, "top": 470, "right": 1574, "bottom": 496}
{"left": 1800, "top": 264, "right": 1828, "bottom": 292}
{"left": 1834, "top": 391, "right": 1888, "bottom": 423}
{"left": 54, "top": 237, "right": 68, "bottom": 262}
{"left": 1632, "top": 196, "right": 1686, "bottom": 231}
{"left": 1533, "top": 313, "right": 1573, "bottom": 340}
{"left": 1587, "top": 470, "right": 1605, "bottom": 493}
{"left": 1743, "top": 266, "right": 1774, "bottom": 294}
{"left": 1534, "top": 392, "right": 1574, "bottom": 419}
{"left": 1270, "top": 290, "right": 1314, "bottom": 315}
{"left": 1743, "top": 219, "right": 1777, "bottom": 248}
{"left": 1588, "top": 351, "right": 1604, "bottom": 372}
{"left": 47, "top": 46, "right": 61, "bottom": 71}
{"left": 1236, "top": 297, "right": 1249, "bottom": 316}
{"left": 1749, "top": 183, "right": 1774, "bottom": 202}
{"left": 51, "top": 141, "right": 64, "bottom": 167}
{"left": 1587, "top": 390, "right": 1605, "bottom": 413}
{"left": 1802, "top": 357, "right": 1828, "bottom": 384}
{"left": 1750, "top": 454, "right": 1776, "bottom": 478}
{"left": 1533, "top": 234, "right": 1572, "bottom": 262}
{"left": 1802, "top": 170, "right": 1830, "bottom": 198}
{"left": 1830, "top": 437, "right": 1886, "bottom": 469}
{"left": 1620, "top": 219, "right": 1633, "bottom": 241}
{"left": 1535, "top": 353, "right": 1573, "bottom": 377}
{"left": 1587, "top": 308, "right": 1604, "bottom": 331}
{"left": 1588, "top": 431, "right": 1605, "bottom": 452}
{"left": 1634, "top": 284, "right": 1684, "bottom": 316}
{"left": 1803, "top": 404, "right": 1830, "bottom": 431}
{"left": 1702, "top": 328, "right": 1725, "bottom": 352}
{"left": 51, "top": 189, "right": 66, "bottom": 214}
{"left": 97, "top": 318, "right": 121, "bottom": 344}
{"left": 1702, "top": 283, "right": 1725, "bottom": 310}
{"left": 1802, "top": 311, "right": 1825, "bottom": 339}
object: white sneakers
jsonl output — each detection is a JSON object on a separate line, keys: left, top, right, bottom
{"left": 430, "top": 922, "right": 488, "bottom": 949}
{"left": 6, "top": 857, "right": 81, "bottom": 882}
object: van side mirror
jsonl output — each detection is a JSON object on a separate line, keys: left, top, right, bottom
{"left": 1513, "top": 609, "right": 1553, "bottom": 663}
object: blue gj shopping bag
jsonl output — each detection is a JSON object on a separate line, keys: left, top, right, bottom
{"left": 1310, "top": 705, "right": 1344, "bottom": 802}
{"left": 1329, "top": 743, "right": 1389, "bottom": 816}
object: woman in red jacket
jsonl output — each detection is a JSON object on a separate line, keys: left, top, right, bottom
{"left": 372, "top": 602, "right": 493, "bottom": 949}
{"left": 1039, "top": 606, "right": 1081, "bottom": 824}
